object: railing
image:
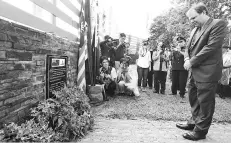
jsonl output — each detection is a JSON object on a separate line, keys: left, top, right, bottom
{"left": 0, "top": 0, "right": 82, "bottom": 42}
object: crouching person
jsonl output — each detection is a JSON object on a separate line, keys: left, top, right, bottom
{"left": 117, "top": 57, "right": 140, "bottom": 97}
{"left": 99, "top": 56, "right": 117, "bottom": 101}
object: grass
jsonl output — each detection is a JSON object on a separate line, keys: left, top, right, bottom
{"left": 91, "top": 65, "right": 231, "bottom": 123}
{"left": 91, "top": 90, "right": 231, "bottom": 123}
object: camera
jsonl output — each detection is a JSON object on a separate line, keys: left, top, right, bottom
{"left": 106, "top": 38, "right": 119, "bottom": 47}
{"left": 101, "top": 67, "right": 109, "bottom": 74}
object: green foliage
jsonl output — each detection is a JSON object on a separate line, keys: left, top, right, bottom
{"left": 149, "top": 0, "right": 231, "bottom": 48}
{"left": 0, "top": 86, "right": 94, "bottom": 142}
{"left": 149, "top": 2, "right": 193, "bottom": 48}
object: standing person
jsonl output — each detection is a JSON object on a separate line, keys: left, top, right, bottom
{"left": 176, "top": 3, "right": 228, "bottom": 141}
{"left": 100, "top": 35, "right": 111, "bottom": 57}
{"left": 169, "top": 36, "right": 188, "bottom": 98}
{"left": 99, "top": 35, "right": 116, "bottom": 67}
{"left": 216, "top": 46, "right": 231, "bottom": 98}
{"left": 152, "top": 42, "right": 169, "bottom": 94}
{"left": 147, "top": 40, "right": 154, "bottom": 89}
{"left": 114, "top": 33, "right": 128, "bottom": 71}
{"left": 136, "top": 40, "right": 151, "bottom": 91}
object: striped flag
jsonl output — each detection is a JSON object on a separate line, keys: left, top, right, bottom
{"left": 77, "top": 0, "right": 88, "bottom": 91}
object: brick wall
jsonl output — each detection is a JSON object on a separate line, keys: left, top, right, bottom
{"left": 0, "top": 19, "right": 78, "bottom": 127}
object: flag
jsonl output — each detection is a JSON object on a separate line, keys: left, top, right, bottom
{"left": 77, "top": 0, "right": 88, "bottom": 91}
{"left": 91, "top": 27, "right": 96, "bottom": 85}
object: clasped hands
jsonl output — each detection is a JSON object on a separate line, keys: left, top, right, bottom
{"left": 184, "top": 59, "right": 192, "bottom": 70}
{"left": 100, "top": 73, "right": 111, "bottom": 79}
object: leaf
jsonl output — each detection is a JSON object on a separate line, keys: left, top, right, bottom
{"left": 57, "top": 118, "right": 63, "bottom": 128}
{"left": 53, "top": 116, "right": 58, "bottom": 125}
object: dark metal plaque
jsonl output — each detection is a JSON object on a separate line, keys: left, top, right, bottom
{"left": 46, "top": 55, "right": 68, "bottom": 99}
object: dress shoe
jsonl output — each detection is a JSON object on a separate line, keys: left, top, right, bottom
{"left": 142, "top": 87, "right": 147, "bottom": 92}
{"left": 176, "top": 123, "right": 194, "bottom": 130}
{"left": 160, "top": 91, "right": 165, "bottom": 94}
{"left": 153, "top": 90, "right": 159, "bottom": 94}
{"left": 180, "top": 95, "right": 185, "bottom": 98}
{"left": 182, "top": 132, "right": 206, "bottom": 141}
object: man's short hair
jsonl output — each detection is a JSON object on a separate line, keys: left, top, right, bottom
{"left": 120, "top": 33, "right": 126, "bottom": 38}
{"left": 120, "top": 57, "right": 130, "bottom": 66}
{"left": 176, "top": 36, "right": 186, "bottom": 42}
{"left": 191, "top": 2, "right": 209, "bottom": 15}
{"left": 104, "top": 35, "right": 111, "bottom": 41}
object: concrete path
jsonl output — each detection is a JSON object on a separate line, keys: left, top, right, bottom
{"left": 79, "top": 118, "right": 231, "bottom": 143}
{"left": 79, "top": 65, "right": 231, "bottom": 143}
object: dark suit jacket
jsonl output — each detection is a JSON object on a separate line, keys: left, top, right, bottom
{"left": 100, "top": 41, "right": 110, "bottom": 57}
{"left": 185, "top": 18, "right": 228, "bottom": 82}
{"left": 170, "top": 50, "right": 186, "bottom": 70}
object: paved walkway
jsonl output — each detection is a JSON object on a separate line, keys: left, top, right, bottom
{"left": 79, "top": 118, "right": 231, "bottom": 143}
{"left": 79, "top": 65, "right": 231, "bottom": 143}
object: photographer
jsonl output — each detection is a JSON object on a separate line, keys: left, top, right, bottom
{"left": 169, "top": 36, "right": 188, "bottom": 98}
{"left": 98, "top": 56, "right": 117, "bottom": 101}
{"left": 152, "top": 41, "right": 169, "bottom": 94}
{"left": 114, "top": 33, "right": 129, "bottom": 71}
{"left": 136, "top": 40, "right": 151, "bottom": 92}
{"left": 100, "top": 35, "right": 116, "bottom": 67}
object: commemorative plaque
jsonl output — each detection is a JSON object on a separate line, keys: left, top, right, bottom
{"left": 46, "top": 55, "right": 68, "bottom": 99}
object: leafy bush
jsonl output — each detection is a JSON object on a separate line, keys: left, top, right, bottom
{"left": 0, "top": 86, "right": 94, "bottom": 142}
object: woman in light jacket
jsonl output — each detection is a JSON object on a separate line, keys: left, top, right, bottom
{"left": 136, "top": 40, "right": 151, "bottom": 91}
{"left": 152, "top": 42, "right": 169, "bottom": 94}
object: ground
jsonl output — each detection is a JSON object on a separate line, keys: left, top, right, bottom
{"left": 79, "top": 65, "right": 231, "bottom": 143}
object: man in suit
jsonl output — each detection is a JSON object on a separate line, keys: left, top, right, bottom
{"left": 176, "top": 3, "right": 228, "bottom": 141}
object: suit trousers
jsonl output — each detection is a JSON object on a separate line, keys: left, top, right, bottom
{"left": 187, "top": 76, "right": 217, "bottom": 135}
{"left": 147, "top": 70, "right": 153, "bottom": 88}
{"left": 148, "top": 51, "right": 154, "bottom": 88}
{"left": 171, "top": 70, "right": 188, "bottom": 96}
{"left": 153, "top": 71, "right": 167, "bottom": 93}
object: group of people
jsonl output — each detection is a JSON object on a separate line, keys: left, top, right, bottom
{"left": 98, "top": 2, "right": 231, "bottom": 141}
{"left": 98, "top": 32, "right": 191, "bottom": 100}
{"left": 137, "top": 36, "right": 189, "bottom": 98}
{"left": 98, "top": 33, "right": 139, "bottom": 101}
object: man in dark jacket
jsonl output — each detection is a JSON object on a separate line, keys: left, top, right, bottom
{"left": 100, "top": 35, "right": 116, "bottom": 67}
{"left": 170, "top": 36, "right": 188, "bottom": 98}
{"left": 176, "top": 3, "right": 228, "bottom": 141}
{"left": 114, "top": 33, "right": 128, "bottom": 71}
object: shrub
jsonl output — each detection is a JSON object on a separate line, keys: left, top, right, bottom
{"left": 0, "top": 86, "right": 94, "bottom": 142}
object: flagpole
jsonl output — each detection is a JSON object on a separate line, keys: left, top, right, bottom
{"left": 85, "top": 0, "right": 93, "bottom": 86}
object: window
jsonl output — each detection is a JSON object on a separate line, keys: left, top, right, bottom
{"left": 3, "top": 0, "right": 52, "bottom": 24}
{"left": 56, "top": 0, "right": 79, "bottom": 23}
{"left": 34, "top": 5, "right": 53, "bottom": 24}
{"left": 69, "top": 0, "right": 81, "bottom": 11}
{"left": 3, "top": 0, "right": 34, "bottom": 15}
{"left": 56, "top": 17, "right": 79, "bottom": 38}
